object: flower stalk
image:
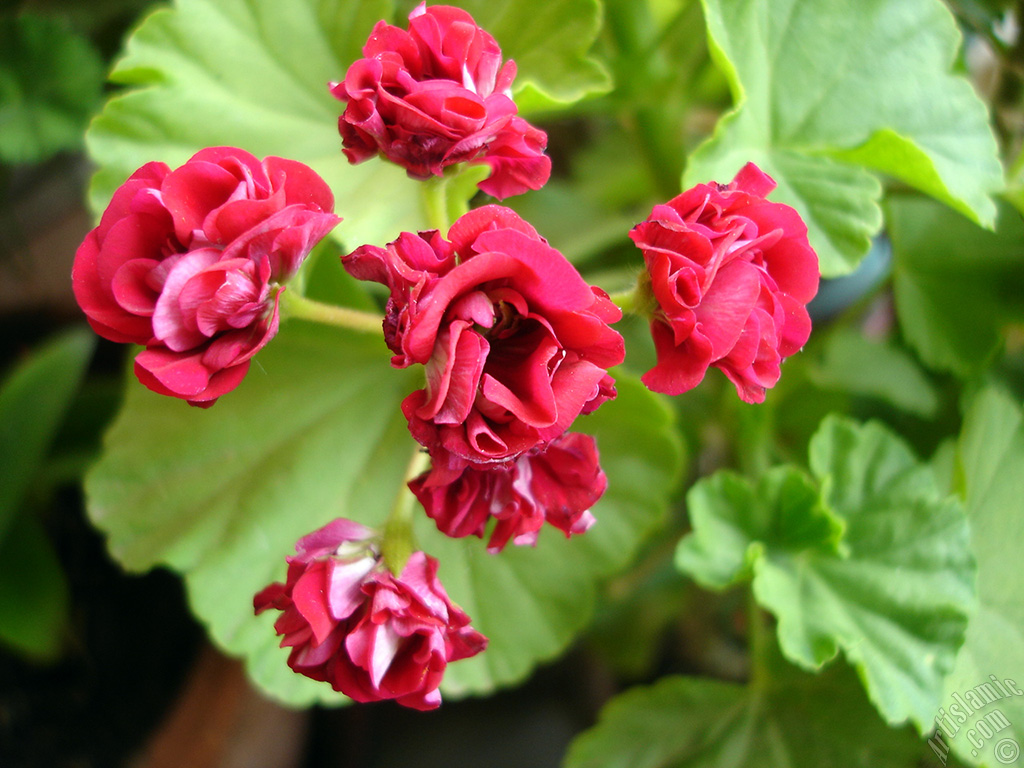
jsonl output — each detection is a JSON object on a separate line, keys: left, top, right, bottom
{"left": 421, "top": 175, "right": 452, "bottom": 233}
{"left": 608, "top": 288, "right": 637, "bottom": 314}
{"left": 280, "top": 289, "right": 383, "bottom": 334}
{"left": 381, "top": 448, "right": 432, "bottom": 575}
{"left": 609, "top": 271, "right": 656, "bottom": 318}
{"left": 747, "top": 590, "right": 772, "bottom": 693}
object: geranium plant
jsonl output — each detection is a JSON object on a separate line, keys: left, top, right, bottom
{"left": 60, "top": 0, "right": 1024, "bottom": 764}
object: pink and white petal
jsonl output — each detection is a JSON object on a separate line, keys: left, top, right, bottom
{"left": 152, "top": 249, "right": 222, "bottom": 351}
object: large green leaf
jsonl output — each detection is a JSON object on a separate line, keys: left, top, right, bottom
{"left": 687, "top": 0, "right": 1002, "bottom": 276}
{"left": 0, "top": 513, "right": 69, "bottom": 660}
{"left": 676, "top": 416, "right": 974, "bottom": 732}
{"left": 0, "top": 327, "right": 95, "bottom": 543}
{"left": 84, "top": 319, "right": 682, "bottom": 706}
{"left": 937, "top": 388, "right": 1024, "bottom": 768}
{"left": 0, "top": 328, "right": 93, "bottom": 660}
{"left": 563, "top": 664, "right": 922, "bottom": 768}
{"left": 676, "top": 466, "right": 844, "bottom": 590}
{"left": 888, "top": 197, "right": 1024, "bottom": 378}
{"left": 0, "top": 15, "right": 105, "bottom": 164}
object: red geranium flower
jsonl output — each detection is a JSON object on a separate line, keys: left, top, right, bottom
{"left": 343, "top": 205, "right": 623, "bottom": 468}
{"left": 410, "top": 431, "right": 606, "bottom": 552}
{"left": 630, "top": 163, "right": 819, "bottom": 402}
{"left": 71, "top": 147, "right": 339, "bottom": 406}
{"left": 254, "top": 519, "right": 486, "bottom": 711}
{"left": 330, "top": 3, "right": 551, "bottom": 198}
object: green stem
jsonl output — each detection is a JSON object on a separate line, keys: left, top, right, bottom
{"left": 610, "top": 270, "right": 655, "bottom": 318}
{"left": 279, "top": 290, "right": 383, "bottom": 334}
{"left": 381, "top": 448, "right": 432, "bottom": 575}
{"left": 446, "top": 184, "right": 472, "bottom": 223}
{"left": 747, "top": 589, "right": 771, "bottom": 692}
{"left": 633, "top": 106, "right": 684, "bottom": 200}
{"left": 608, "top": 288, "right": 638, "bottom": 314}
{"left": 735, "top": 399, "right": 774, "bottom": 478}
{"left": 421, "top": 176, "right": 451, "bottom": 233}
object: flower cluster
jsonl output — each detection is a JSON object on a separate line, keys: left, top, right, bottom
{"left": 72, "top": 3, "right": 820, "bottom": 711}
{"left": 343, "top": 205, "right": 623, "bottom": 550}
{"left": 330, "top": 3, "right": 550, "bottom": 199}
{"left": 72, "top": 147, "right": 340, "bottom": 406}
{"left": 254, "top": 519, "right": 486, "bottom": 710}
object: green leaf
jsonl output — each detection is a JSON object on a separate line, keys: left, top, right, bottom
{"left": 938, "top": 388, "right": 1024, "bottom": 768}
{"left": 0, "top": 513, "right": 69, "bottom": 660}
{"left": 454, "top": 0, "right": 611, "bottom": 111}
{"left": 677, "top": 466, "right": 844, "bottom": 590}
{"left": 797, "top": 417, "right": 973, "bottom": 731}
{"left": 0, "top": 327, "right": 95, "bottom": 544}
{"left": 0, "top": 15, "right": 105, "bottom": 164}
{"left": 563, "top": 664, "right": 922, "bottom": 768}
{"left": 1003, "top": 146, "right": 1024, "bottom": 217}
{"left": 84, "top": 320, "right": 683, "bottom": 706}
{"left": 809, "top": 328, "right": 940, "bottom": 419}
{"left": 676, "top": 416, "right": 975, "bottom": 731}
{"left": 888, "top": 197, "right": 1024, "bottom": 378}
{"left": 687, "top": 0, "right": 1002, "bottom": 276}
